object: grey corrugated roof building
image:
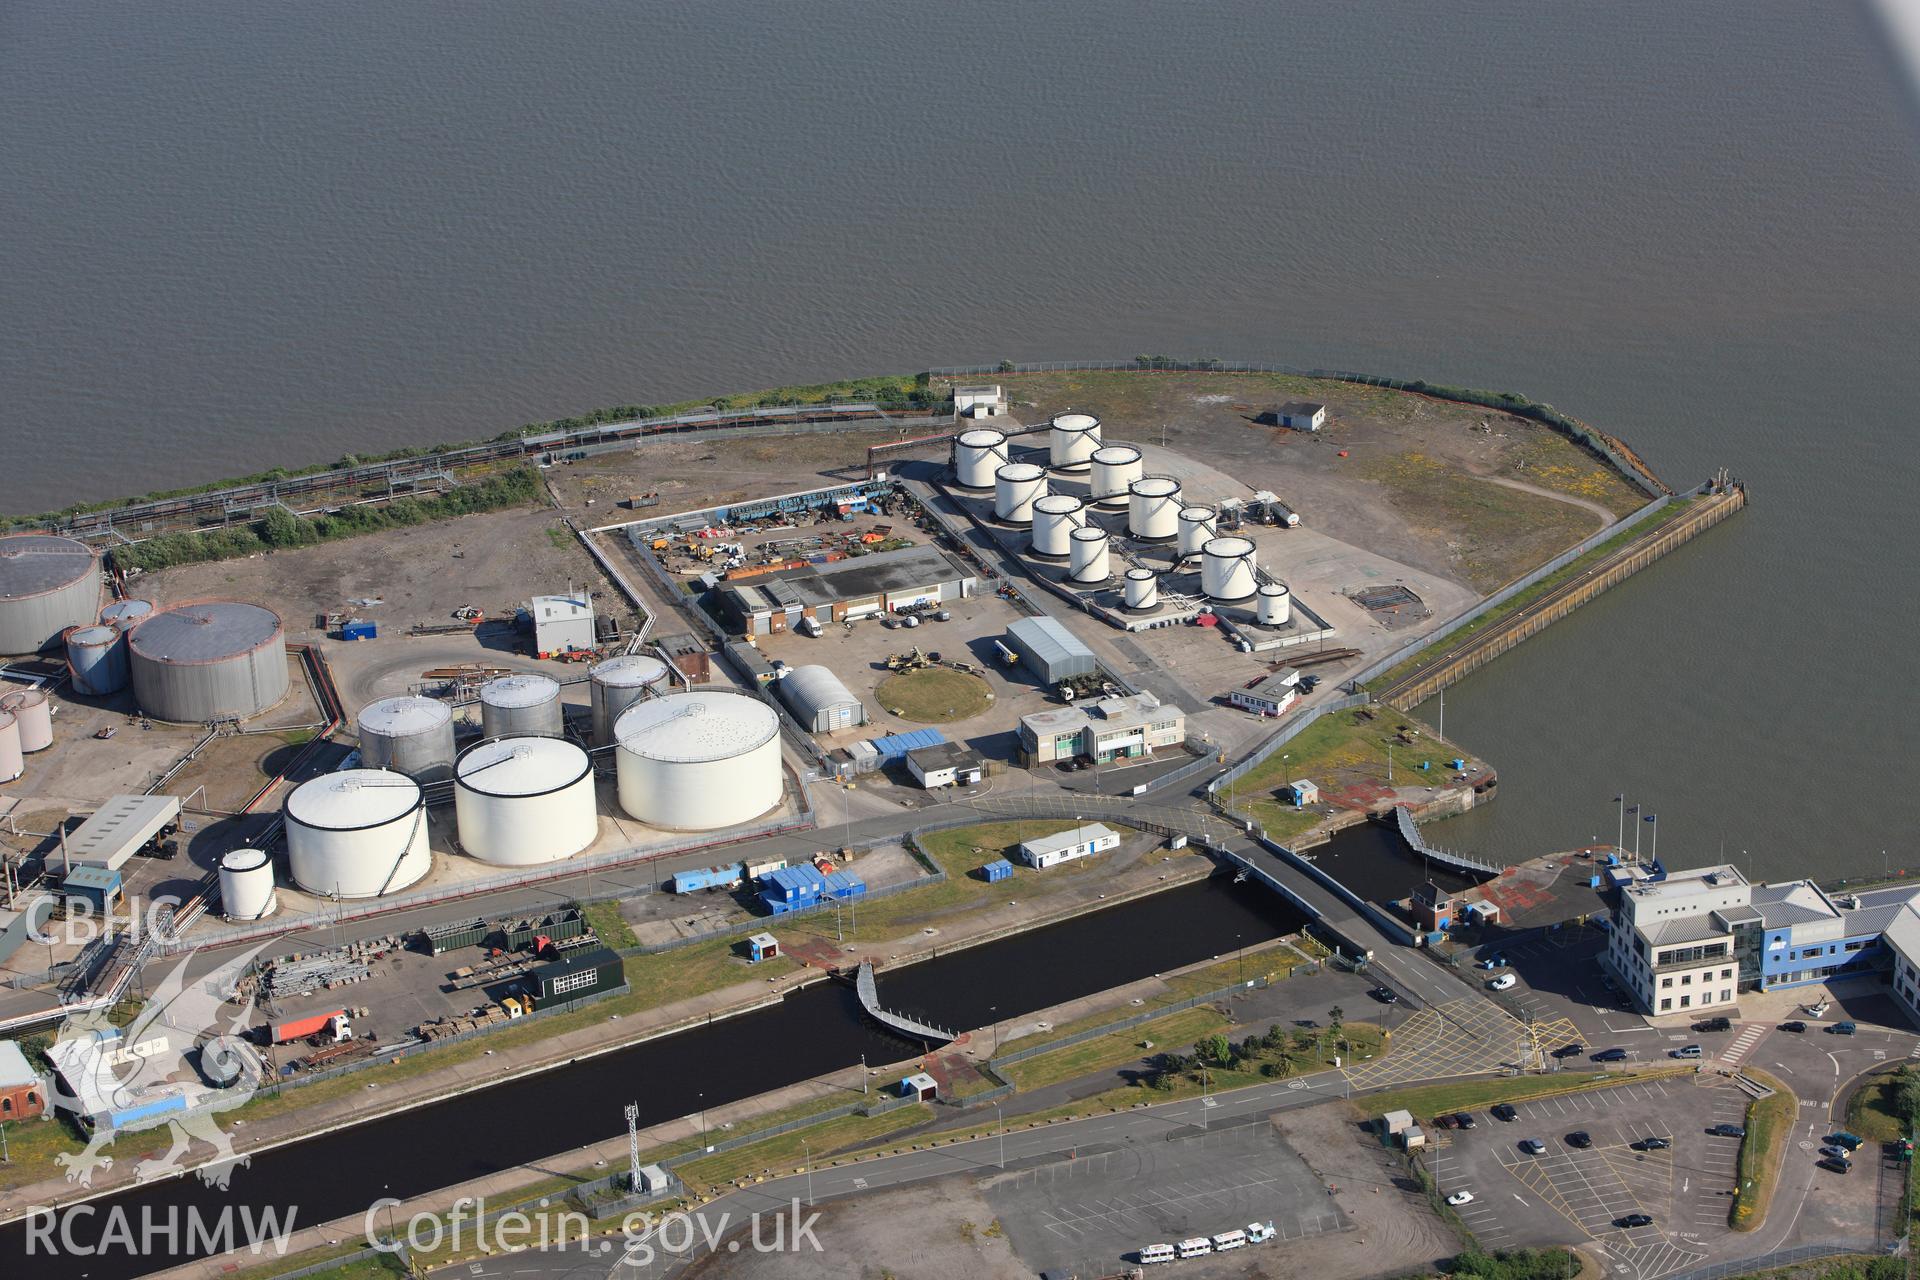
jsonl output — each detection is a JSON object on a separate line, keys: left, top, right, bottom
{"left": 1004, "top": 616, "right": 1096, "bottom": 684}
{"left": 777, "top": 664, "right": 867, "bottom": 733}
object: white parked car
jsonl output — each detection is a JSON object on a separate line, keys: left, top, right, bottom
{"left": 1488, "top": 973, "right": 1517, "bottom": 990}
{"left": 1446, "top": 1190, "right": 1475, "bottom": 1206}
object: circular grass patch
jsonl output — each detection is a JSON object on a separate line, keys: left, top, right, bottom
{"left": 875, "top": 667, "right": 994, "bottom": 724}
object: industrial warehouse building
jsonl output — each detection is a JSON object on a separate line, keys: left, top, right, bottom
{"left": 1003, "top": 616, "right": 1096, "bottom": 684}
{"left": 717, "top": 545, "right": 977, "bottom": 635}
{"left": 1019, "top": 823, "right": 1121, "bottom": 869}
{"left": 1018, "top": 691, "right": 1185, "bottom": 765}
{"left": 905, "top": 741, "right": 985, "bottom": 788}
{"left": 529, "top": 593, "right": 595, "bottom": 656}
{"left": 777, "top": 664, "right": 868, "bottom": 732}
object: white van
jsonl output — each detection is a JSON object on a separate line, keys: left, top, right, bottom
{"left": 1212, "top": 1229, "right": 1248, "bottom": 1251}
{"left": 1177, "top": 1237, "right": 1214, "bottom": 1259}
{"left": 1138, "top": 1243, "right": 1176, "bottom": 1265}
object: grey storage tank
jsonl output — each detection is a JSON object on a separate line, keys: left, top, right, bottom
{"left": 0, "top": 534, "right": 100, "bottom": 656}
{"left": 357, "top": 695, "right": 458, "bottom": 783}
{"left": 128, "top": 601, "right": 289, "bottom": 723}
{"left": 66, "top": 625, "right": 126, "bottom": 695}
{"left": 589, "top": 655, "right": 670, "bottom": 746}
{"left": 479, "top": 673, "right": 563, "bottom": 739}
{"left": 99, "top": 599, "right": 154, "bottom": 632}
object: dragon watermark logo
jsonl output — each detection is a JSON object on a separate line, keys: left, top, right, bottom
{"left": 50, "top": 939, "right": 273, "bottom": 1191}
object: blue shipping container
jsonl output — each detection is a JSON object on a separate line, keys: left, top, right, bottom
{"left": 823, "top": 871, "right": 867, "bottom": 901}
{"left": 979, "top": 859, "right": 1013, "bottom": 883}
{"left": 671, "top": 863, "right": 745, "bottom": 893}
{"left": 341, "top": 619, "right": 377, "bottom": 640}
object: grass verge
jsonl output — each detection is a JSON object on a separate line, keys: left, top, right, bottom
{"left": 1221, "top": 705, "right": 1471, "bottom": 836}
{"left": 1730, "top": 1069, "right": 1798, "bottom": 1232}
{"left": 579, "top": 898, "right": 639, "bottom": 950}
{"left": 1001, "top": 1007, "right": 1228, "bottom": 1092}
{"left": 1363, "top": 1067, "right": 1690, "bottom": 1124}
{"left": 1844, "top": 1066, "right": 1913, "bottom": 1145}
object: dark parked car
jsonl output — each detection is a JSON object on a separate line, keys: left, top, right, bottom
{"left": 1453, "top": 1113, "right": 1477, "bottom": 1130}
{"left": 1828, "top": 1022, "right": 1858, "bottom": 1036}
{"left": 1519, "top": 1139, "right": 1546, "bottom": 1155}
{"left": 1591, "top": 1048, "right": 1630, "bottom": 1062}
{"left": 1435, "top": 1114, "right": 1459, "bottom": 1130}
{"left": 1552, "top": 1042, "right": 1585, "bottom": 1059}
{"left": 1616, "top": 1213, "right": 1654, "bottom": 1229}
{"left": 1567, "top": 1131, "right": 1592, "bottom": 1149}
{"left": 1371, "top": 986, "right": 1400, "bottom": 1004}
{"left": 1780, "top": 1021, "right": 1807, "bottom": 1033}
{"left": 1709, "top": 1123, "right": 1747, "bottom": 1138}
{"left": 1819, "top": 1157, "right": 1852, "bottom": 1175}
{"left": 1632, "top": 1137, "right": 1672, "bottom": 1151}
{"left": 1693, "top": 1016, "right": 1732, "bottom": 1032}
{"left": 1492, "top": 1104, "right": 1519, "bottom": 1122}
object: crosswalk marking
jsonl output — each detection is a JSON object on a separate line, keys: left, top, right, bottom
{"left": 1718, "top": 1023, "right": 1766, "bottom": 1067}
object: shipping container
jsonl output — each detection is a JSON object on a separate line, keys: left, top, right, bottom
{"left": 670, "top": 863, "right": 746, "bottom": 894}
{"left": 340, "top": 619, "right": 377, "bottom": 641}
{"left": 271, "top": 1009, "right": 347, "bottom": 1044}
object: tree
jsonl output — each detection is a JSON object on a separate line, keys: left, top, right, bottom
{"left": 1196, "top": 1034, "right": 1235, "bottom": 1068}
{"left": 1891, "top": 1067, "right": 1920, "bottom": 1122}
{"left": 1327, "top": 1006, "right": 1345, "bottom": 1037}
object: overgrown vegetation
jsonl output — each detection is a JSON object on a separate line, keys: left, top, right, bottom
{"left": 1729, "top": 1070, "right": 1798, "bottom": 1231}
{"left": 110, "top": 466, "right": 542, "bottom": 573}
{"left": 1446, "top": 1246, "right": 1581, "bottom": 1280}
{"left": 1848, "top": 1064, "right": 1920, "bottom": 1144}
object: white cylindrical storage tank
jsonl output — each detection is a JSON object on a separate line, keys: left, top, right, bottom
{"left": 479, "top": 673, "right": 563, "bottom": 739}
{"left": 0, "top": 713, "right": 20, "bottom": 783}
{"left": 1124, "top": 568, "right": 1160, "bottom": 611}
{"left": 285, "top": 768, "right": 430, "bottom": 899}
{"left": 0, "top": 689, "right": 52, "bottom": 753}
{"left": 1048, "top": 413, "right": 1103, "bottom": 472}
{"left": 99, "top": 599, "right": 154, "bottom": 632}
{"left": 67, "top": 625, "right": 125, "bottom": 696}
{"left": 1177, "top": 506, "right": 1218, "bottom": 558}
{"left": 993, "top": 462, "right": 1048, "bottom": 526}
{"left": 357, "top": 695, "right": 458, "bottom": 783}
{"left": 615, "top": 689, "right": 781, "bottom": 831}
{"left": 1128, "top": 477, "right": 1183, "bottom": 542}
{"left": 1202, "top": 537, "right": 1259, "bottom": 603}
{"left": 1068, "top": 527, "right": 1112, "bottom": 584}
{"left": 0, "top": 534, "right": 100, "bottom": 656}
{"left": 1029, "top": 495, "right": 1086, "bottom": 559}
{"left": 219, "top": 847, "right": 278, "bottom": 921}
{"left": 953, "top": 429, "right": 1010, "bottom": 490}
{"left": 589, "top": 655, "right": 670, "bottom": 746}
{"left": 1089, "top": 445, "right": 1144, "bottom": 508}
{"left": 454, "top": 736, "right": 598, "bottom": 865}
{"left": 128, "top": 601, "right": 288, "bottom": 723}
{"left": 1258, "top": 583, "right": 1293, "bottom": 626}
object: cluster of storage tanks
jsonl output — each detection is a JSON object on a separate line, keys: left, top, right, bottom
{"left": 251, "top": 661, "right": 784, "bottom": 914}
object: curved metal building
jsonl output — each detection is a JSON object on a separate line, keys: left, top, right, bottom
{"left": 129, "top": 601, "right": 289, "bottom": 723}
{"left": 0, "top": 534, "right": 100, "bottom": 656}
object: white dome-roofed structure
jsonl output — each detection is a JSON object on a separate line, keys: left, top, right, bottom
{"left": 1068, "top": 526, "right": 1112, "bottom": 584}
{"left": 99, "top": 599, "right": 153, "bottom": 632}
{"left": 1124, "top": 568, "right": 1159, "bottom": 611}
{"left": 454, "top": 736, "right": 598, "bottom": 865}
{"left": 1048, "top": 413, "right": 1102, "bottom": 472}
{"left": 67, "top": 625, "right": 125, "bottom": 695}
{"left": 0, "top": 712, "right": 20, "bottom": 783}
{"left": 479, "top": 672, "right": 562, "bottom": 739}
{"left": 777, "top": 665, "right": 866, "bottom": 733}
{"left": 219, "top": 847, "right": 278, "bottom": 921}
{"left": 952, "top": 429, "right": 1010, "bottom": 489}
{"left": 993, "top": 463, "right": 1047, "bottom": 526}
{"left": 1127, "top": 477, "right": 1183, "bottom": 542}
{"left": 1089, "top": 445, "right": 1144, "bottom": 508}
{"left": 285, "top": 768, "right": 430, "bottom": 899}
{"left": 1201, "top": 537, "right": 1259, "bottom": 603}
{"left": 1177, "top": 506, "right": 1217, "bottom": 558}
{"left": 357, "top": 695, "right": 458, "bottom": 783}
{"left": 0, "top": 689, "right": 52, "bottom": 753}
{"left": 1029, "top": 495, "right": 1085, "bottom": 559}
{"left": 0, "top": 534, "right": 101, "bottom": 656}
{"left": 615, "top": 690, "right": 781, "bottom": 831}
{"left": 1257, "top": 583, "right": 1293, "bottom": 626}
{"left": 589, "top": 655, "right": 670, "bottom": 746}
{"left": 129, "top": 601, "right": 288, "bottom": 723}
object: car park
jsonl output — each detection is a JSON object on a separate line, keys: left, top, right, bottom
{"left": 1492, "top": 1104, "right": 1518, "bottom": 1122}
{"left": 1828, "top": 1021, "right": 1858, "bottom": 1036}
{"left": 1670, "top": 1044, "right": 1703, "bottom": 1059}
{"left": 1819, "top": 1145, "right": 1851, "bottom": 1160}
{"left": 1566, "top": 1131, "right": 1592, "bottom": 1149}
{"left": 1519, "top": 1139, "right": 1546, "bottom": 1155}
{"left": 1488, "top": 974, "right": 1517, "bottom": 990}
{"left": 1616, "top": 1213, "right": 1654, "bottom": 1229}
{"left": 1591, "top": 1047, "right": 1629, "bottom": 1062}
{"left": 1708, "top": 1123, "right": 1746, "bottom": 1138}
{"left": 1631, "top": 1137, "right": 1671, "bottom": 1151}
{"left": 1453, "top": 1112, "right": 1476, "bottom": 1130}
{"left": 1446, "top": 1191, "right": 1475, "bottom": 1206}
{"left": 1780, "top": 1021, "right": 1806, "bottom": 1033}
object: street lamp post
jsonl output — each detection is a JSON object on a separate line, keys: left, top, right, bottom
{"left": 994, "top": 1101, "right": 1006, "bottom": 1170}
{"left": 802, "top": 1138, "right": 814, "bottom": 1206}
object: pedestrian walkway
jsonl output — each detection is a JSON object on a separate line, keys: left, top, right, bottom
{"left": 1718, "top": 1022, "right": 1767, "bottom": 1067}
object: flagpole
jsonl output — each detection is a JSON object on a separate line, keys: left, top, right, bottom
{"left": 1615, "top": 795, "right": 1625, "bottom": 857}
{"left": 1649, "top": 815, "right": 1657, "bottom": 865}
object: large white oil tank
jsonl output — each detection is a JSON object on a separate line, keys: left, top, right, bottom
{"left": 1177, "top": 506, "right": 1217, "bottom": 558}
{"left": 1029, "top": 495, "right": 1086, "bottom": 559}
{"left": 129, "top": 601, "right": 288, "bottom": 723}
{"left": 615, "top": 689, "right": 781, "bottom": 831}
{"left": 454, "top": 736, "right": 598, "bottom": 865}
{"left": 99, "top": 599, "right": 154, "bottom": 632}
{"left": 357, "top": 695, "right": 458, "bottom": 783}
{"left": 0, "top": 712, "right": 20, "bottom": 783}
{"left": 589, "top": 654, "right": 670, "bottom": 746}
{"left": 1202, "top": 537, "right": 1259, "bottom": 603}
{"left": 1124, "top": 568, "right": 1159, "bottom": 611}
{"left": 1049, "top": 414, "right": 1103, "bottom": 472}
{"left": 218, "top": 847, "right": 278, "bottom": 921}
{"left": 0, "top": 534, "right": 100, "bottom": 657}
{"left": 1257, "top": 583, "right": 1293, "bottom": 626}
{"left": 953, "top": 429, "right": 1010, "bottom": 489}
{"left": 1089, "top": 445, "right": 1144, "bottom": 508}
{"left": 1128, "top": 477, "right": 1183, "bottom": 542}
{"left": 993, "top": 462, "right": 1048, "bottom": 526}
{"left": 1068, "top": 527, "right": 1112, "bottom": 584}
{"left": 67, "top": 625, "right": 125, "bottom": 695}
{"left": 285, "top": 768, "right": 431, "bottom": 899}
{"left": 479, "top": 673, "right": 563, "bottom": 739}
{"left": 0, "top": 689, "right": 52, "bottom": 753}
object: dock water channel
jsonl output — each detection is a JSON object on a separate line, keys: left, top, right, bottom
{"left": 6, "top": 873, "right": 1309, "bottom": 1278}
